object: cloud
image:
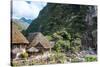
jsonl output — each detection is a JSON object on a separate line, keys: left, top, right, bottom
{"left": 12, "top": 1, "right": 47, "bottom": 20}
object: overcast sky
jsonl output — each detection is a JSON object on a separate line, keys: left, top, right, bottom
{"left": 12, "top": 1, "right": 47, "bottom": 20}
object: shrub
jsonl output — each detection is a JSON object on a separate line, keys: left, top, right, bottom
{"left": 53, "top": 32, "right": 63, "bottom": 40}
{"left": 20, "top": 52, "right": 28, "bottom": 59}
{"left": 49, "top": 52, "right": 67, "bottom": 63}
{"left": 12, "top": 61, "right": 18, "bottom": 66}
{"left": 64, "top": 40, "right": 70, "bottom": 51}
{"left": 53, "top": 39, "right": 65, "bottom": 52}
{"left": 70, "top": 38, "right": 81, "bottom": 53}
{"left": 60, "top": 31, "right": 71, "bottom": 40}
{"left": 53, "top": 31, "right": 71, "bottom": 40}
{"left": 45, "top": 35, "right": 53, "bottom": 41}
{"left": 84, "top": 55, "right": 97, "bottom": 62}
{"left": 52, "top": 31, "right": 81, "bottom": 53}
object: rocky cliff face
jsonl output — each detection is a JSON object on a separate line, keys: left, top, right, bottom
{"left": 81, "top": 6, "right": 97, "bottom": 51}
{"left": 25, "top": 3, "right": 97, "bottom": 51}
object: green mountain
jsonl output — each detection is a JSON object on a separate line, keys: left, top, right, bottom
{"left": 12, "top": 19, "right": 29, "bottom": 31}
{"left": 20, "top": 17, "right": 32, "bottom": 24}
{"left": 25, "top": 3, "right": 97, "bottom": 51}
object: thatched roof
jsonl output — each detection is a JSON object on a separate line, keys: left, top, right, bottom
{"left": 28, "top": 32, "right": 52, "bottom": 49}
{"left": 12, "top": 23, "right": 29, "bottom": 44}
{"left": 27, "top": 47, "right": 39, "bottom": 52}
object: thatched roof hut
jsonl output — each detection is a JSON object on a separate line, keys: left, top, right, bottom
{"left": 12, "top": 23, "right": 29, "bottom": 44}
{"left": 27, "top": 32, "right": 53, "bottom": 49}
{"left": 11, "top": 23, "right": 29, "bottom": 60}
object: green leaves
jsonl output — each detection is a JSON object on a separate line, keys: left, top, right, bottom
{"left": 20, "top": 52, "right": 28, "bottom": 59}
{"left": 51, "top": 30, "right": 82, "bottom": 53}
{"left": 84, "top": 55, "right": 97, "bottom": 62}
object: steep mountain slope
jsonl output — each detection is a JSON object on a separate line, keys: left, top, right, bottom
{"left": 25, "top": 3, "right": 97, "bottom": 51}
{"left": 12, "top": 19, "right": 29, "bottom": 31}
{"left": 20, "top": 17, "right": 32, "bottom": 24}
{"left": 26, "top": 3, "right": 90, "bottom": 34}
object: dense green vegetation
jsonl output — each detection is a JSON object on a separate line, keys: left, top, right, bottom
{"left": 84, "top": 55, "right": 97, "bottom": 62}
{"left": 25, "top": 3, "right": 97, "bottom": 53}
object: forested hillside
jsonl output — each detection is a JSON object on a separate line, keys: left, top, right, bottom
{"left": 25, "top": 3, "right": 97, "bottom": 52}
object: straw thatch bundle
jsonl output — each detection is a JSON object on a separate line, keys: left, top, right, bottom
{"left": 12, "top": 23, "right": 29, "bottom": 44}
{"left": 27, "top": 32, "right": 52, "bottom": 49}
